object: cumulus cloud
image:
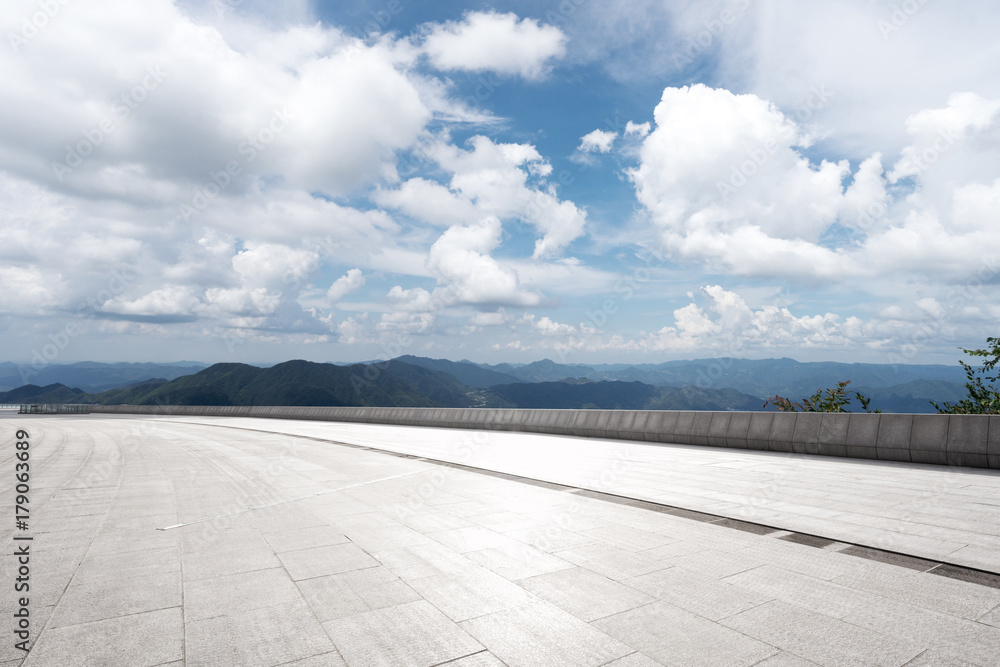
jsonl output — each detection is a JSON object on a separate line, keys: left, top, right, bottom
{"left": 423, "top": 135, "right": 587, "bottom": 258}
{"left": 887, "top": 92, "right": 1000, "bottom": 184}
{"left": 577, "top": 129, "right": 618, "bottom": 153}
{"left": 629, "top": 84, "right": 1000, "bottom": 284}
{"left": 101, "top": 286, "right": 202, "bottom": 319}
{"left": 637, "top": 286, "right": 865, "bottom": 352}
{"left": 624, "top": 121, "right": 651, "bottom": 137}
{"left": 326, "top": 269, "right": 365, "bottom": 304}
{"left": 533, "top": 316, "right": 579, "bottom": 336}
{"left": 420, "top": 11, "right": 567, "bottom": 79}
{"left": 466, "top": 308, "right": 513, "bottom": 330}
{"left": 372, "top": 178, "right": 480, "bottom": 227}
{"left": 377, "top": 311, "right": 436, "bottom": 335}
{"left": 630, "top": 84, "right": 854, "bottom": 277}
{"left": 426, "top": 217, "right": 543, "bottom": 307}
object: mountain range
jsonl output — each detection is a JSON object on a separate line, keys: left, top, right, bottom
{"left": 0, "top": 356, "right": 971, "bottom": 413}
{"left": 0, "top": 361, "right": 207, "bottom": 392}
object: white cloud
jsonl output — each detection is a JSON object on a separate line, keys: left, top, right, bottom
{"left": 0, "top": 2, "right": 438, "bottom": 201}
{"left": 421, "top": 11, "right": 567, "bottom": 80}
{"left": 386, "top": 286, "right": 436, "bottom": 312}
{"left": 630, "top": 84, "right": 1000, "bottom": 284}
{"left": 625, "top": 121, "right": 651, "bottom": 137}
{"left": 426, "top": 216, "right": 543, "bottom": 307}
{"left": 101, "top": 285, "right": 201, "bottom": 318}
{"left": 377, "top": 311, "right": 435, "bottom": 335}
{"left": 467, "top": 308, "right": 512, "bottom": 330}
{"left": 326, "top": 269, "right": 365, "bottom": 304}
{"left": 427, "top": 135, "right": 587, "bottom": 258}
{"left": 231, "top": 243, "right": 319, "bottom": 289}
{"left": 887, "top": 92, "right": 1000, "bottom": 184}
{"left": 203, "top": 287, "right": 282, "bottom": 318}
{"left": 577, "top": 129, "right": 617, "bottom": 153}
{"left": 534, "top": 316, "right": 579, "bottom": 336}
{"left": 630, "top": 84, "right": 854, "bottom": 278}
{"left": 736, "top": 3, "right": 1000, "bottom": 159}
{"left": 336, "top": 315, "right": 368, "bottom": 344}
{"left": 373, "top": 178, "right": 479, "bottom": 227}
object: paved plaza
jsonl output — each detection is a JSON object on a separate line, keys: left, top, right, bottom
{"left": 2, "top": 413, "right": 999, "bottom": 666}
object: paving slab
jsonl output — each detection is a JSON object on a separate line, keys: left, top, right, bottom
{"left": 47, "top": 568, "right": 181, "bottom": 628}
{"left": 519, "top": 566, "right": 656, "bottom": 622}
{"left": 407, "top": 566, "right": 540, "bottom": 622}
{"left": 295, "top": 566, "right": 422, "bottom": 622}
{"left": 8, "top": 414, "right": 1000, "bottom": 666}
{"left": 278, "top": 543, "right": 380, "bottom": 581}
{"left": 186, "top": 600, "right": 337, "bottom": 667}
{"left": 626, "top": 566, "right": 772, "bottom": 621}
{"left": 193, "top": 417, "right": 1000, "bottom": 573}
{"left": 21, "top": 607, "right": 183, "bottom": 667}
{"left": 324, "top": 599, "right": 483, "bottom": 667}
{"left": 594, "top": 600, "right": 779, "bottom": 667}
{"left": 721, "top": 599, "right": 925, "bottom": 667}
{"left": 842, "top": 595, "right": 1000, "bottom": 666}
{"left": 183, "top": 566, "right": 304, "bottom": 622}
{"left": 460, "top": 601, "right": 633, "bottom": 667}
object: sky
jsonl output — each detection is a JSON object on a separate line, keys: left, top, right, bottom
{"left": 2, "top": 0, "right": 999, "bottom": 369}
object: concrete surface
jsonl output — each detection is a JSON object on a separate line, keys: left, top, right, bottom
{"left": 89, "top": 405, "right": 1000, "bottom": 470}
{"left": 1, "top": 413, "right": 999, "bottom": 666}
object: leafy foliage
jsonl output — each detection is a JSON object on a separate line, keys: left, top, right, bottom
{"left": 932, "top": 337, "right": 1000, "bottom": 414}
{"left": 764, "top": 380, "right": 880, "bottom": 413}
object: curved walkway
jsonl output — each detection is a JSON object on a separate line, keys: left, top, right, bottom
{"left": 1, "top": 414, "right": 998, "bottom": 666}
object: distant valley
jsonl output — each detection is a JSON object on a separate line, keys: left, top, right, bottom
{"left": 0, "top": 356, "right": 969, "bottom": 413}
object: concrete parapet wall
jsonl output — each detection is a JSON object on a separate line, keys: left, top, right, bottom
{"left": 85, "top": 405, "right": 1000, "bottom": 470}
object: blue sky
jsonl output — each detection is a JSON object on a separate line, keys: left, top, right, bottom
{"left": 2, "top": 0, "right": 999, "bottom": 368}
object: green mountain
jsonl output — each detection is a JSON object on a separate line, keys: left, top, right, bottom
{"left": 473, "top": 356, "right": 966, "bottom": 399}
{"left": 1, "top": 355, "right": 971, "bottom": 413}
{"left": 96, "top": 359, "right": 472, "bottom": 407}
{"left": 0, "top": 383, "right": 85, "bottom": 403}
{"left": 487, "top": 380, "right": 763, "bottom": 411}
{"left": 0, "top": 361, "right": 208, "bottom": 392}
{"left": 395, "top": 355, "right": 520, "bottom": 388}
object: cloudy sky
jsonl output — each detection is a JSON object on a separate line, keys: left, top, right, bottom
{"left": 2, "top": 0, "right": 999, "bottom": 367}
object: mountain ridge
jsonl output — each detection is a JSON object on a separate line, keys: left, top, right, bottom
{"left": 0, "top": 355, "right": 969, "bottom": 413}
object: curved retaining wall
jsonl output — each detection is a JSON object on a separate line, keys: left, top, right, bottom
{"left": 86, "top": 405, "right": 1000, "bottom": 470}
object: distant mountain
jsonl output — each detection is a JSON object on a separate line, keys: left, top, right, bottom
{"left": 474, "top": 357, "right": 966, "bottom": 399}
{"left": 478, "top": 358, "right": 601, "bottom": 383}
{"left": 395, "top": 355, "right": 520, "bottom": 388}
{"left": 487, "top": 380, "right": 763, "bottom": 411}
{"left": 0, "top": 383, "right": 85, "bottom": 404}
{"left": 92, "top": 359, "right": 473, "bottom": 407}
{"left": 0, "top": 361, "right": 209, "bottom": 392}
{"left": 0, "top": 355, "right": 972, "bottom": 413}
{"left": 851, "top": 379, "right": 968, "bottom": 414}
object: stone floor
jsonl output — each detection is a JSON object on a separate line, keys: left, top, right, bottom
{"left": 1, "top": 413, "right": 999, "bottom": 666}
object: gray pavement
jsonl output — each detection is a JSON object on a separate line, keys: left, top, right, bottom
{"left": 1, "top": 414, "right": 999, "bottom": 666}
